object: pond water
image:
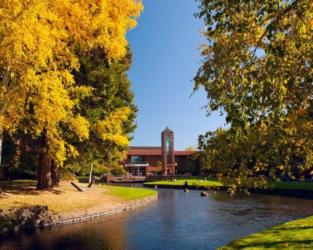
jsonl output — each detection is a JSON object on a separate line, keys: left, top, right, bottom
{"left": 1, "top": 189, "right": 313, "bottom": 250}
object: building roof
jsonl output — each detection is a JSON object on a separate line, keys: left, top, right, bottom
{"left": 161, "top": 127, "right": 173, "bottom": 134}
{"left": 174, "top": 150, "right": 197, "bottom": 156}
{"left": 128, "top": 147, "right": 196, "bottom": 156}
{"left": 128, "top": 147, "right": 162, "bottom": 156}
{"left": 129, "top": 146, "right": 161, "bottom": 150}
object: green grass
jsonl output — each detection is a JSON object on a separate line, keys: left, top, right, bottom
{"left": 270, "top": 181, "right": 313, "bottom": 191}
{"left": 144, "top": 178, "right": 313, "bottom": 192}
{"left": 101, "top": 185, "right": 158, "bottom": 200}
{"left": 144, "top": 178, "right": 223, "bottom": 188}
{"left": 221, "top": 215, "right": 313, "bottom": 249}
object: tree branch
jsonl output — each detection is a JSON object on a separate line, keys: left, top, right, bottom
{"left": 250, "top": 0, "right": 301, "bottom": 61}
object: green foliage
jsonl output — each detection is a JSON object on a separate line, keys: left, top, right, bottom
{"left": 65, "top": 160, "right": 110, "bottom": 177}
{"left": 2, "top": 132, "right": 18, "bottom": 175}
{"left": 154, "top": 161, "right": 163, "bottom": 175}
{"left": 198, "top": 125, "right": 313, "bottom": 187}
{"left": 92, "top": 161, "right": 110, "bottom": 176}
{"left": 111, "top": 166, "right": 126, "bottom": 177}
{"left": 195, "top": 0, "right": 313, "bottom": 187}
{"left": 67, "top": 48, "right": 137, "bottom": 171}
{"left": 176, "top": 156, "right": 201, "bottom": 176}
{"left": 2, "top": 131, "right": 38, "bottom": 179}
{"left": 59, "top": 168, "right": 76, "bottom": 181}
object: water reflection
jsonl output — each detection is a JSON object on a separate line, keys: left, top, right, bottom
{"left": 1, "top": 214, "right": 129, "bottom": 250}
{"left": 1, "top": 189, "right": 313, "bottom": 250}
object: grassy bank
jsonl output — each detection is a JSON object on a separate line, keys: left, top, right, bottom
{"left": 0, "top": 180, "right": 157, "bottom": 213}
{"left": 144, "top": 178, "right": 222, "bottom": 188}
{"left": 99, "top": 184, "right": 157, "bottom": 200}
{"left": 221, "top": 215, "right": 313, "bottom": 249}
{"left": 270, "top": 181, "right": 313, "bottom": 191}
{"left": 145, "top": 178, "right": 313, "bottom": 192}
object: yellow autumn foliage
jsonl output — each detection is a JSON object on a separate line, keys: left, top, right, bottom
{"left": 69, "top": 115, "right": 90, "bottom": 141}
{"left": 0, "top": 0, "right": 143, "bottom": 164}
{"left": 95, "top": 107, "right": 132, "bottom": 146}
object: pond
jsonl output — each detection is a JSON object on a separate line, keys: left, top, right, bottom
{"left": 1, "top": 189, "right": 313, "bottom": 250}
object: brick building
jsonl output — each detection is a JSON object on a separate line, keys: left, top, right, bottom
{"left": 124, "top": 128, "right": 198, "bottom": 176}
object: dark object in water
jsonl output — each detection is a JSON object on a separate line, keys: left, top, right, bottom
{"left": 200, "top": 191, "right": 208, "bottom": 197}
{"left": 184, "top": 188, "right": 189, "bottom": 192}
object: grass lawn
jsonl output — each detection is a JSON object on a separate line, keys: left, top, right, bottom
{"left": 269, "top": 181, "right": 313, "bottom": 191}
{"left": 144, "top": 178, "right": 223, "bottom": 188}
{"left": 145, "top": 178, "right": 313, "bottom": 192}
{"left": 0, "top": 180, "right": 157, "bottom": 214}
{"left": 100, "top": 185, "right": 157, "bottom": 200}
{"left": 221, "top": 215, "right": 313, "bottom": 249}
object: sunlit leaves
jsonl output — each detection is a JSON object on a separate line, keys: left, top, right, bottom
{"left": 0, "top": 0, "right": 142, "bottom": 165}
{"left": 69, "top": 115, "right": 90, "bottom": 141}
{"left": 196, "top": 0, "right": 313, "bottom": 186}
{"left": 95, "top": 107, "right": 132, "bottom": 147}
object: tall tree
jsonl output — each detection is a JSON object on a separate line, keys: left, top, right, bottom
{"left": 0, "top": 0, "right": 143, "bottom": 189}
{"left": 195, "top": 0, "right": 313, "bottom": 186}
{"left": 68, "top": 48, "right": 137, "bottom": 173}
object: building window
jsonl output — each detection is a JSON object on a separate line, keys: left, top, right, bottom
{"left": 166, "top": 136, "right": 172, "bottom": 164}
{"left": 131, "top": 156, "right": 145, "bottom": 164}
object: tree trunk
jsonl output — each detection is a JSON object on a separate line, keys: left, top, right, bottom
{"left": 89, "top": 163, "right": 93, "bottom": 184}
{"left": 0, "top": 68, "right": 10, "bottom": 180}
{"left": 0, "top": 128, "right": 3, "bottom": 180}
{"left": 37, "top": 131, "right": 52, "bottom": 190}
{"left": 51, "top": 160, "right": 60, "bottom": 187}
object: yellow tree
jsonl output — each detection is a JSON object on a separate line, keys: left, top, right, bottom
{"left": 0, "top": 0, "right": 143, "bottom": 189}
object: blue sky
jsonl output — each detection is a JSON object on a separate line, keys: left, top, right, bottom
{"left": 127, "top": 0, "right": 225, "bottom": 150}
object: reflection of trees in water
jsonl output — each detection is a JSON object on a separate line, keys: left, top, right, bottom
{"left": 210, "top": 191, "right": 313, "bottom": 220}
{"left": 0, "top": 216, "right": 128, "bottom": 250}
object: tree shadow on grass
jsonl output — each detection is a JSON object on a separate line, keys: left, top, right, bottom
{"left": 0, "top": 181, "right": 63, "bottom": 196}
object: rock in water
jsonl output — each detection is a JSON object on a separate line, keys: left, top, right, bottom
{"left": 184, "top": 188, "right": 189, "bottom": 192}
{"left": 200, "top": 191, "right": 208, "bottom": 197}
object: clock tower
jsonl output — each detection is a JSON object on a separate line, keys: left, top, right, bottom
{"left": 161, "top": 127, "right": 175, "bottom": 176}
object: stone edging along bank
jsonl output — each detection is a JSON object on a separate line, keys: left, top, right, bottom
{"left": 0, "top": 194, "right": 158, "bottom": 237}
{"left": 41, "top": 194, "right": 158, "bottom": 227}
